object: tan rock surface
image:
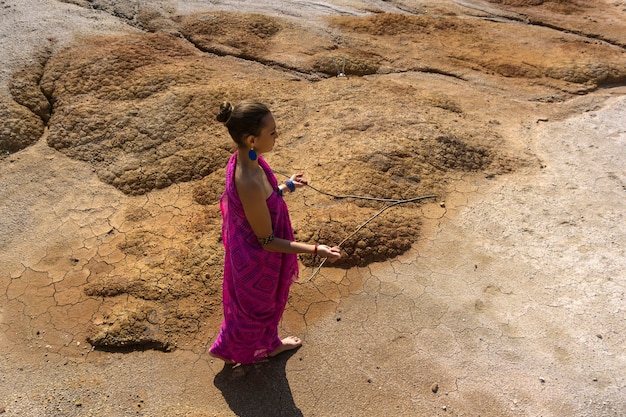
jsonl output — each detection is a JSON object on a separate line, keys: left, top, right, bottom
{"left": 1, "top": 0, "right": 624, "bottom": 416}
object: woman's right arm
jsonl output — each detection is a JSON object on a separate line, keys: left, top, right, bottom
{"left": 237, "top": 179, "right": 341, "bottom": 261}
{"left": 237, "top": 177, "right": 274, "bottom": 240}
{"left": 265, "top": 238, "right": 341, "bottom": 261}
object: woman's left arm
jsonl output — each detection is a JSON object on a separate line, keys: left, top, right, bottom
{"left": 278, "top": 173, "right": 307, "bottom": 195}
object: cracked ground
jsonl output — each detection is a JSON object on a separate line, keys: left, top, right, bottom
{"left": 1, "top": 0, "right": 625, "bottom": 416}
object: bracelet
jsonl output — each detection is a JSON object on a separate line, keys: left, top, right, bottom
{"left": 258, "top": 233, "right": 275, "bottom": 246}
{"left": 277, "top": 186, "right": 283, "bottom": 197}
{"left": 313, "top": 242, "right": 318, "bottom": 255}
{"left": 285, "top": 180, "right": 296, "bottom": 192}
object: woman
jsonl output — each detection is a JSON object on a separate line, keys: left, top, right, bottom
{"left": 209, "top": 100, "right": 342, "bottom": 365}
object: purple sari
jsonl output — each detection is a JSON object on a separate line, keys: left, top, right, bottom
{"left": 209, "top": 152, "right": 299, "bottom": 364}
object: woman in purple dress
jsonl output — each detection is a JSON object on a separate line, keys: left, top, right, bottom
{"left": 209, "top": 100, "right": 341, "bottom": 365}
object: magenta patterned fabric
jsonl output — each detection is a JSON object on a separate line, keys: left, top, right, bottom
{"left": 209, "top": 152, "right": 299, "bottom": 364}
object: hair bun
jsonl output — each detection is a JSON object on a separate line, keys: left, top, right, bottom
{"left": 216, "top": 101, "right": 233, "bottom": 123}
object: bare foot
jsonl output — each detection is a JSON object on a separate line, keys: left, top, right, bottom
{"left": 268, "top": 336, "right": 302, "bottom": 357}
{"left": 209, "top": 351, "right": 236, "bottom": 364}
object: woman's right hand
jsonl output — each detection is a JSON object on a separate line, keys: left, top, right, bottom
{"left": 317, "top": 245, "right": 342, "bottom": 262}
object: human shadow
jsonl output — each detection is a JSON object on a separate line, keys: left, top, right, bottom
{"left": 213, "top": 351, "right": 304, "bottom": 417}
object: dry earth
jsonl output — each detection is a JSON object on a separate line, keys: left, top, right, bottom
{"left": 0, "top": 0, "right": 625, "bottom": 416}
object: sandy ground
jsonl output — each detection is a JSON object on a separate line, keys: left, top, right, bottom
{"left": 1, "top": 1, "right": 625, "bottom": 416}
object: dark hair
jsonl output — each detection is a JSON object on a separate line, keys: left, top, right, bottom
{"left": 216, "top": 100, "right": 271, "bottom": 146}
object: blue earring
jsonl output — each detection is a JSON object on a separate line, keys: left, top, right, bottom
{"left": 248, "top": 148, "right": 258, "bottom": 161}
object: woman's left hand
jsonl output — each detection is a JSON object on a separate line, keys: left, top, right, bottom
{"left": 289, "top": 173, "right": 308, "bottom": 190}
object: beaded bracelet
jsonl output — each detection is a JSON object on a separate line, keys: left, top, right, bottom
{"left": 258, "top": 233, "right": 275, "bottom": 246}
{"left": 285, "top": 180, "right": 296, "bottom": 192}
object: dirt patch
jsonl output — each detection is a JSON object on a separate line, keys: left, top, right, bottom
{"left": 486, "top": 0, "right": 586, "bottom": 14}
{"left": 328, "top": 13, "right": 474, "bottom": 36}
{"left": 0, "top": 92, "right": 44, "bottom": 154}
{"left": 77, "top": 196, "right": 225, "bottom": 349}
{"left": 177, "top": 12, "right": 282, "bottom": 57}
{"left": 328, "top": 12, "right": 626, "bottom": 88}
{"left": 8, "top": 47, "right": 52, "bottom": 124}
{"left": 41, "top": 33, "right": 233, "bottom": 195}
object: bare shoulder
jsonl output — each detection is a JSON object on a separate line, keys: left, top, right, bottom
{"left": 235, "top": 173, "right": 265, "bottom": 206}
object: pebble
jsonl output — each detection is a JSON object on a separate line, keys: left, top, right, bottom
{"left": 431, "top": 383, "right": 439, "bottom": 393}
